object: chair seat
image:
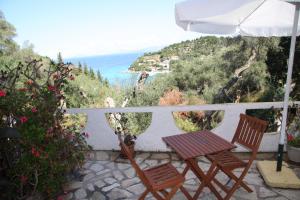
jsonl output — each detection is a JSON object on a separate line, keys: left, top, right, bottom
{"left": 207, "top": 151, "right": 247, "bottom": 170}
{"left": 144, "top": 163, "right": 184, "bottom": 190}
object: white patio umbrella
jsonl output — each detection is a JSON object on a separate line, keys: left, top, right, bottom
{"left": 175, "top": 0, "right": 300, "bottom": 171}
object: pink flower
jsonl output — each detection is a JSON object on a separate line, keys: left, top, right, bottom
{"left": 31, "top": 147, "right": 36, "bottom": 154}
{"left": 31, "top": 147, "right": 40, "bottom": 158}
{"left": 35, "top": 151, "right": 40, "bottom": 157}
{"left": 47, "top": 85, "right": 56, "bottom": 91}
{"left": 31, "top": 107, "right": 37, "bottom": 113}
{"left": 20, "top": 116, "right": 28, "bottom": 123}
{"left": 57, "top": 195, "right": 64, "bottom": 200}
{"left": 0, "top": 89, "right": 6, "bottom": 97}
{"left": 20, "top": 175, "right": 28, "bottom": 184}
{"left": 287, "top": 133, "right": 295, "bottom": 142}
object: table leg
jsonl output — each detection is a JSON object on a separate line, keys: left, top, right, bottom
{"left": 182, "top": 164, "right": 190, "bottom": 176}
{"left": 194, "top": 163, "right": 220, "bottom": 199}
{"left": 178, "top": 164, "right": 193, "bottom": 200}
{"left": 186, "top": 158, "right": 223, "bottom": 200}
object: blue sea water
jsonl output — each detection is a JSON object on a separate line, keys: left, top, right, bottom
{"left": 65, "top": 52, "right": 144, "bottom": 85}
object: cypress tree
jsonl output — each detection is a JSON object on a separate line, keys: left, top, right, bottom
{"left": 104, "top": 79, "right": 109, "bottom": 87}
{"left": 89, "top": 68, "right": 95, "bottom": 79}
{"left": 78, "top": 62, "right": 82, "bottom": 72}
{"left": 57, "top": 52, "right": 63, "bottom": 63}
{"left": 97, "top": 70, "right": 102, "bottom": 82}
{"left": 83, "top": 63, "right": 89, "bottom": 75}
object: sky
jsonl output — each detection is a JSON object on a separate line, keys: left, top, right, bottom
{"left": 0, "top": 0, "right": 199, "bottom": 59}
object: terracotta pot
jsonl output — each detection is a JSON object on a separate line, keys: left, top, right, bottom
{"left": 287, "top": 144, "right": 300, "bottom": 163}
{"left": 120, "top": 143, "right": 135, "bottom": 159}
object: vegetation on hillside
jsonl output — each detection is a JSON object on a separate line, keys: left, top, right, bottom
{"left": 127, "top": 35, "right": 300, "bottom": 131}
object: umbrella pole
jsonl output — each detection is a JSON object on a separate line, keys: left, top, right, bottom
{"left": 277, "top": 3, "right": 300, "bottom": 172}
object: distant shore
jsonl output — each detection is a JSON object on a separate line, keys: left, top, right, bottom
{"left": 126, "top": 69, "right": 170, "bottom": 76}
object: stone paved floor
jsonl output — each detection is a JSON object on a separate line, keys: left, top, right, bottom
{"left": 62, "top": 151, "right": 300, "bottom": 200}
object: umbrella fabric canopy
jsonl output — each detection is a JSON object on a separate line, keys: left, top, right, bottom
{"left": 175, "top": 0, "right": 299, "bottom": 171}
{"left": 176, "top": 0, "right": 300, "bottom": 36}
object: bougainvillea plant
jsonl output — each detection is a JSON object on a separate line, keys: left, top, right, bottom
{"left": 287, "top": 133, "right": 300, "bottom": 148}
{"left": 287, "top": 108, "right": 300, "bottom": 148}
{"left": 0, "top": 60, "right": 90, "bottom": 199}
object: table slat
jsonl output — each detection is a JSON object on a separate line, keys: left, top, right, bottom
{"left": 163, "top": 130, "right": 235, "bottom": 160}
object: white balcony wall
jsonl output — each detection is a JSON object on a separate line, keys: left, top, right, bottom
{"left": 67, "top": 101, "right": 300, "bottom": 152}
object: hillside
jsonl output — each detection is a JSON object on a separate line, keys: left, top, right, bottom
{"left": 129, "top": 36, "right": 284, "bottom": 104}
{"left": 126, "top": 35, "right": 300, "bottom": 132}
{"left": 130, "top": 37, "right": 242, "bottom": 72}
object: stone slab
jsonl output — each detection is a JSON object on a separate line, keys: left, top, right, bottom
{"left": 257, "top": 161, "right": 300, "bottom": 189}
{"left": 74, "top": 188, "right": 87, "bottom": 199}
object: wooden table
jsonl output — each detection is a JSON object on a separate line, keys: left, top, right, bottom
{"left": 162, "top": 130, "right": 236, "bottom": 200}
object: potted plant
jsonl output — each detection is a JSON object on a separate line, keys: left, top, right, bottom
{"left": 115, "top": 127, "right": 137, "bottom": 159}
{"left": 107, "top": 111, "right": 137, "bottom": 159}
{"left": 120, "top": 133, "right": 137, "bottom": 158}
{"left": 286, "top": 111, "right": 300, "bottom": 163}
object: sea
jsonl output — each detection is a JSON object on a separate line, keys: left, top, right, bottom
{"left": 65, "top": 52, "right": 144, "bottom": 85}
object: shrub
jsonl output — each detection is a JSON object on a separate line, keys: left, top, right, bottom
{"left": 0, "top": 60, "right": 90, "bottom": 199}
{"left": 287, "top": 108, "right": 300, "bottom": 148}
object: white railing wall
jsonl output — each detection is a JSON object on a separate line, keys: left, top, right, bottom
{"left": 67, "top": 101, "right": 300, "bottom": 152}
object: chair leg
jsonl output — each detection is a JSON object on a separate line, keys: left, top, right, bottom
{"left": 223, "top": 167, "right": 251, "bottom": 200}
{"left": 182, "top": 164, "right": 190, "bottom": 176}
{"left": 159, "top": 189, "right": 168, "bottom": 198}
{"left": 194, "top": 165, "right": 219, "bottom": 199}
{"left": 187, "top": 158, "right": 223, "bottom": 200}
{"left": 151, "top": 191, "right": 165, "bottom": 200}
{"left": 224, "top": 170, "right": 253, "bottom": 193}
{"left": 213, "top": 177, "right": 230, "bottom": 193}
{"left": 139, "top": 189, "right": 150, "bottom": 200}
{"left": 165, "top": 183, "right": 182, "bottom": 200}
{"left": 224, "top": 177, "right": 244, "bottom": 200}
{"left": 151, "top": 184, "right": 183, "bottom": 200}
{"left": 240, "top": 181, "right": 253, "bottom": 192}
{"left": 180, "top": 186, "right": 193, "bottom": 200}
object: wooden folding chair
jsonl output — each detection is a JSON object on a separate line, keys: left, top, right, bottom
{"left": 119, "top": 141, "right": 192, "bottom": 200}
{"left": 196, "top": 114, "right": 268, "bottom": 200}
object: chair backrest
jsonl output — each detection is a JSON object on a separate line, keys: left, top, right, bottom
{"left": 119, "top": 141, "right": 148, "bottom": 183}
{"left": 232, "top": 114, "right": 268, "bottom": 153}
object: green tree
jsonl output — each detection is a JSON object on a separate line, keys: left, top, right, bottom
{"left": 17, "top": 40, "right": 38, "bottom": 62}
{"left": 0, "top": 11, "right": 18, "bottom": 56}
{"left": 89, "top": 67, "right": 95, "bottom": 79}
{"left": 83, "top": 63, "right": 88, "bottom": 75}
{"left": 266, "top": 37, "right": 300, "bottom": 100}
{"left": 97, "top": 70, "right": 103, "bottom": 82}
{"left": 57, "top": 52, "right": 63, "bottom": 63}
{"left": 78, "top": 62, "right": 82, "bottom": 72}
{"left": 104, "top": 78, "right": 109, "bottom": 87}
{"left": 0, "top": 11, "right": 19, "bottom": 68}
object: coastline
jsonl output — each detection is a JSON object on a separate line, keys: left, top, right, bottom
{"left": 124, "top": 69, "right": 170, "bottom": 76}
